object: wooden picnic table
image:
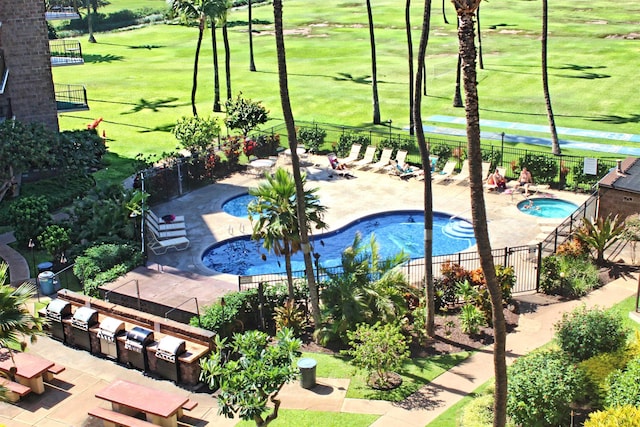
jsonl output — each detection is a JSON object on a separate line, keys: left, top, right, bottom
{"left": 0, "top": 348, "right": 55, "bottom": 394}
{"left": 95, "top": 379, "right": 190, "bottom": 427}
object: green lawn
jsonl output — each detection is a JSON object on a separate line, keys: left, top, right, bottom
{"left": 50, "top": 0, "right": 640, "bottom": 183}
{"left": 235, "top": 409, "right": 379, "bottom": 427}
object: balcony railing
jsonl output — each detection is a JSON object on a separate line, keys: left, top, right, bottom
{"left": 45, "top": 5, "right": 80, "bottom": 21}
{"left": 55, "top": 84, "right": 89, "bottom": 112}
{"left": 50, "top": 40, "right": 84, "bottom": 66}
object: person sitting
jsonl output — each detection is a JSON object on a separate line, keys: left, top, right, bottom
{"left": 516, "top": 167, "right": 533, "bottom": 196}
{"left": 328, "top": 153, "right": 354, "bottom": 178}
{"left": 395, "top": 160, "right": 423, "bottom": 178}
{"left": 492, "top": 168, "right": 507, "bottom": 191}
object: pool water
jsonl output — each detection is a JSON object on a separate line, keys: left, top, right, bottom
{"left": 223, "top": 194, "right": 257, "bottom": 218}
{"left": 202, "top": 210, "right": 476, "bottom": 275}
{"left": 517, "top": 198, "right": 578, "bottom": 219}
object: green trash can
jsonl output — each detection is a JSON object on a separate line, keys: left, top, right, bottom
{"left": 297, "top": 357, "right": 317, "bottom": 389}
{"left": 38, "top": 271, "right": 55, "bottom": 295}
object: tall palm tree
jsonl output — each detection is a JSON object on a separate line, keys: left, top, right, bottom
{"left": 365, "top": 0, "right": 381, "bottom": 124}
{"left": 442, "top": 0, "right": 449, "bottom": 24}
{"left": 248, "top": 168, "right": 327, "bottom": 302}
{"left": 85, "top": 0, "right": 97, "bottom": 43}
{"left": 221, "top": 1, "right": 232, "bottom": 101}
{"left": 248, "top": 0, "right": 256, "bottom": 72}
{"left": 173, "top": 0, "right": 206, "bottom": 116}
{"left": 542, "top": 0, "right": 560, "bottom": 155}
{"left": 413, "top": 0, "right": 435, "bottom": 337}
{"left": 272, "top": 0, "right": 323, "bottom": 328}
{"left": 452, "top": 1, "right": 507, "bottom": 425}
{"left": 406, "top": 0, "right": 415, "bottom": 135}
{"left": 0, "top": 263, "right": 47, "bottom": 361}
{"left": 203, "top": 0, "right": 228, "bottom": 112}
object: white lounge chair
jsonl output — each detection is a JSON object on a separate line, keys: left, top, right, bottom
{"left": 353, "top": 145, "right": 377, "bottom": 169}
{"left": 145, "top": 212, "right": 186, "bottom": 231}
{"left": 370, "top": 147, "right": 393, "bottom": 172}
{"left": 385, "top": 150, "right": 408, "bottom": 173}
{"left": 327, "top": 153, "right": 354, "bottom": 178}
{"left": 432, "top": 160, "right": 458, "bottom": 183}
{"left": 148, "top": 210, "right": 185, "bottom": 225}
{"left": 146, "top": 220, "right": 187, "bottom": 239}
{"left": 147, "top": 234, "right": 190, "bottom": 255}
{"left": 447, "top": 160, "right": 470, "bottom": 185}
{"left": 339, "top": 144, "right": 362, "bottom": 166}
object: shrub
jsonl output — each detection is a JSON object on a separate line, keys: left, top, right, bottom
{"left": 539, "top": 255, "right": 599, "bottom": 298}
{"left": 579, "top": 349, "right": 630, "bottom": 406}
{"left": 459, "top": 304, "right": 485, "bottom": 335}
{"left": 507, "top": 349, "right": 588, "bottom": 427}
{"left": 335, "top": 133, "right": 370, "bottom": 157}
{"left": 38, "top": 225, "right": 71, "bottom": 261}
{"left": 585, "top": 405, "right": 640, "bottom": 426}
{"left": 8, "top": 196, "right": 51, "bottom": 246}
{"left": 273, "top": 299, "right": 307, "bottom": 337}
{"left": 605, "top": 357, "right": 640, "bottom": 408}
{"left": 519, "top": 153, "right": 557, "bottom": 184}
{"left": 297, "top": 126, "right": 327, "bottom": 154}
{"left": 73, "top": 243, "right": 142, "bottom": 297}
{"left": 343, "top": 322, "right": 409, "bottom": 389}
{"left": 554, "top": 305, "right": 629, "bottom": 362}
{"left": 459, "top": 393, "right": 493, "bottom": 427}
{"left": 430, "top": 144, "right": 452, "bottom": 170}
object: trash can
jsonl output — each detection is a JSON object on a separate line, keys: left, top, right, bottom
{"left": 38, "top": 271, "right": 55, "bottom": 295}
{"left": 37, "top": 262, "right": 53, "bottom": 273}
{"left": 297, "top": 357, "right": 317, "bottom": 389}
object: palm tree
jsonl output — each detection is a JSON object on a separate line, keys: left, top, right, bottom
{"left": 405, "top": 0, "right": 415, "bottom": 135}
{"left": 0, "top": 263, "right": 47, "bottom": 364}
{"left": 172, "top": 0, "right": 207, "bottom": 116}
{"left": 413, "top": 0, "right": 435, "bottom": 337}
{"left": 248, "top": 168, "right": 327, "bottom": 301}
{"left": 365, "top": 0, "right": 381, "bottom": 124}
{"left": 203, "top": 0, "right": 228, "bottom": 112}
{"left": 272, "top": 0, "right": 324, "bottom": 328}
{"left": 542, "top": 0, "right": 561, "bottom": 155}
{"left": 452, "top": 1, "right": 507, "bottom": 425}
{"left": 85, "top": 0, "right": 97, "bottom": 43}
{"left": 248, "top": 0, "right": 256, "bottom": 72}
{"left": 442, "top": 0, "right": 449, "bottom": 24}
{"left": 221, "top": 1, "right": 232, "bottom": 101}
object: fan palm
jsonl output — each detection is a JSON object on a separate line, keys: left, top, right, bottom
{"left": 248, "top": 168, "right": 327, "bottom": 300}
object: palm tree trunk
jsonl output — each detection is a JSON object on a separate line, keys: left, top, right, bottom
{"left": 284, "top": 249, "right": 294, "bottom": 300}
{"left": 192, "top": 15, "right": 205, "bottom": 117}
{"left": 453, "top": 53, "right": 463, "bottom": 107}
{"left": 248, "top": 0, "right": 256, "bottom": 72}
{"left": 442, "top": 0, "right": 449, "bottom": 24}
{"left": 414, "top": 0, "right": 435, "bottom": 337}
{"left": 406, "top": 0, "right": 415, "bottom": 135}
{"left": 542, "top": 0, "right": 560, "bottom": 155}
{"left": 365, "top": 0, "right": 381, "bottom": 124}
{"left": 211, "top": 23, "right": 222, "bottom": 112}
{"left": 476, "top": 6, "right": 483, "bottom": 69}
{"left": 272, "top": 0, "right": 321, "bottom": 328}
{"left": 86, "top": 0, "right": 96, "bottom": 43}
{"left": 223, "top": 24, "right": 232, "bottom": 100}
{"left": 454, "top": 1, "right": 507, "bottom": 425}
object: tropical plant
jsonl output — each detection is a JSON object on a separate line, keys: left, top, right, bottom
{"left": 539, "top": 254, "right": 599, "bottom": 297}
{"left": 343, "top": 322, "right": 409, "bottom": 389}
{"left": 575, "top": 215, "right": 624, "bottom": 265}
{"left": 247, "top": 0, "right": 256, "bottom": 71}
{"left": 199, "top": 328, "right": 301, "bottom": 427}
{"left": 459, "top": 304, "right": 485, "bottom": 335}
{"left": 0, "top": 263, "right": 48, "bottom": 355}
{"left": 172, "top": 115, "right": 220, "bottom": 154}
{"left": 452, "top": 0, "right": 508, "bottom": 423}
{"left": 507, "top": 349, "right": 588, "bottom": 427}
{"left": 38, "top": 225, "right": 71, "bottom": 262}
{"left": 203, "top": 0, "right": 229, "bottom": 112}
{"left": 248, "top": 168, "right": 327, "bottom": 300}
{"left": 541, "top": 0, "right": 560, "bottom": 155}
{"left": 365, "top": 0, "right": 380, "bottom": 124}
{"left": 224, "top": 92, "right": 269, "bottom": 136}
{"left": 273, "top": 299, "right": 307, "bottom": 337}
{"left": 317, "top": 233, "right": 413, "bottom": 344}
{"left": 554, "top": 305, "right": 628, "bottom": 362}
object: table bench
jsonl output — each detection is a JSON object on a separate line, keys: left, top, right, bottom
{"left": 88, "top": 406, "right": 155, "bottom": 427}
{"left": 0, "top": 378, "right": 31, "bottom": 402}
{"left": 0, "top": 348, "right": 55, "bottom": 394}
{"left": 44, "top": 364, "right": 66, "bottom": 382}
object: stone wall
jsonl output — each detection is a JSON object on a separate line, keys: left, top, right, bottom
{"left": 0, "top": 0, "right": 59, "bottom": 130}
{"left": 598, "top": 186, "right": 640, "bottom": 221}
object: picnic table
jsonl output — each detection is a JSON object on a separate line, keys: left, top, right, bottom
{"left": 95, "top": 379, "right": 191, "bottom": 427}
{"left": 0, "top": 348, "right": 55, "bottom": 394}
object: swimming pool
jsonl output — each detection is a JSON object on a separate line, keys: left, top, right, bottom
{"left": 202, "top": 210, "right": 476, "bottom": 275}
{"left": 517, "top": 198, "right": 578, "bottom": 219}
{"left": 223, "top": 193, "right": 256, "bottom": 218}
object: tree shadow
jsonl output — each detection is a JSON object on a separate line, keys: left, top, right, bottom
{"left": 122, "top": 97, "right": 183, "bottom": 114}
{"left": 83, "top": 53, "right": 124, "bottom": 63}
{"left": 129, "top": 44, "right": 164, "bottom": 50}
{"left": 553, "top": 64, "right": 610, "bottom": 79}
{"left": 590, "top": 114, "right": 640, "bottom": 125}
{"left": 333, "top": 73, "right": 372, "bottom": 85}
{"left": 227, "top": 19, "right": 271, "bottom": 28}
{"left": 140, "top": 123, "right": 175, "bottom": 133}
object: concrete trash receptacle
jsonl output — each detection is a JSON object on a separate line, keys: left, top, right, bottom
{"left": 38, "top": 271, "right": 55, "bottom": 295}
{"left": 297, "top": 357, "right": 317, "bottom": 389}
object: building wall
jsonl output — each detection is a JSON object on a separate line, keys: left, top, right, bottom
{"left": 598, "top": 186, "right": 640, "bottom": 221}
{"left": 0, "top": 0, "right": 59, "bottom": 131}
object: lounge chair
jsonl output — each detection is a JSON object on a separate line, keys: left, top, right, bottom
{"left": 432, "top": 160, "right": 457, "bottom": 183}
{"left": 385, "top": 150, "right": 408, "bottom": 173}
{"left": 447, "top": 160, "right": 470, "bottom": 185}
{"left": 145, "top": 212, "right": 186, "bottom": 231}
{"left": 339, "top": 144, "right": 362, "bottom": 166}
{"left": 485, "top": 167, "right": 507, "bottom": 192}
{"left": 369, "top": 147, "right": 393, "bottom": 172}
{"left": 146, "top": 219, "right": 187, "bottom": 239}
{"left": 148, "top": 210, "right": 185, "bottom": 225}
{"left": 147, "top": 233, "right": 190, "bottom": 255}
{"left": 353, "top": 145, "right": 377, "bottom": 169}
{"left": 327, "top": 153, "right": 354, "bottom": 178}
{"left": 390, "top": 161, "right": 423, "bottom": 180}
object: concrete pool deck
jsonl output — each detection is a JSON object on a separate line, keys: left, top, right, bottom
{"left": 102, "top": 153, "right": 590, "bottom": 312}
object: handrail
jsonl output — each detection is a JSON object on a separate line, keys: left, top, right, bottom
{"left": 104, "top": 279, "right": 141, "bottom": 311}
{"left": 165, "top": 297, "right": 201, "bottom": 327}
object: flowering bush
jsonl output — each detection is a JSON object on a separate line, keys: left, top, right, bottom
{"left": 222, "top": 136, "right": 243, "bottom": 165}
{"left": 242, "top": 138, "right": 257, "bottom": 157}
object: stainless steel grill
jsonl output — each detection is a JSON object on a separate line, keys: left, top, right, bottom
{"left": 154, "top": 336, "right": 186, "bottom": 383}
{"left": 124, "top": 326, "right": 154, "bottom": 371}
{"left": 45, "top": 299, "right": 71, "bottom": 342}
{"left": 97, "top": 317, "right": 125, "bottom": 360}
{"left": 70, "top": 306, "right": 98, "bottom": 352}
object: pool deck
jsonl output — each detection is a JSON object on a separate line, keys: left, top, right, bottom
{"left": 103, "top": 153, "right": 589, "bottom": 313}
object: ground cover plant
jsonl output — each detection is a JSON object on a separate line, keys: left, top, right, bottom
{"left": 50, "top": 0, "right": 640, "bottom": 186}
{"left": 234, "top": 410, "right": 379, "bottom": 427}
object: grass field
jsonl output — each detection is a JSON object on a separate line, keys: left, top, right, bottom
{"left": 51, "top": 0, "right": 640, "bottom": 182}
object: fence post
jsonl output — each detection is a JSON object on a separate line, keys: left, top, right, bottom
{"left": 536, "top": 242, "right": 543, "bottom": 292}
{"left": 258, "top": 282, "right": 266, "bottom": 331}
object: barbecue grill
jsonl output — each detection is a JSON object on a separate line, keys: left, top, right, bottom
{"left": 124, "top": 326, "right": 154, "bottom": 371}
{"left": 45, "top": 299, "right": 72, "bottom": 342}
{"left": 153, "top": 336, "right": 186, "bottom": 383}
{"left": 97, "top": 317, "right": 126, "bottom": 360}
{"left": 70, "top": 306, "right": 99, "bottom": 352}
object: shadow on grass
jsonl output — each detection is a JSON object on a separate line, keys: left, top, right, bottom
{"left": 122, "top": 97, "right": 184, "bottom": 114}
{"left": 83, "top": 53, "right": 125, "bottom": 63}
{"left": 591, "top": 114, "right": 640, "bottom": 125}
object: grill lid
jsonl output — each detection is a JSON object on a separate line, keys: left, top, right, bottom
{"left": 72, "top": 306, "right": 98, "bottom": 324}
{"left": 156, "top": 336, "right": 186, "bottom": 356}
{"left": 46, "top": 299, "right": 71, "bottom": 316}
{"left": 125, "top": 326, "right": 154, "bottom": 345}
{"left": 98, "top": 317, "right": 125, "bottom": 337}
